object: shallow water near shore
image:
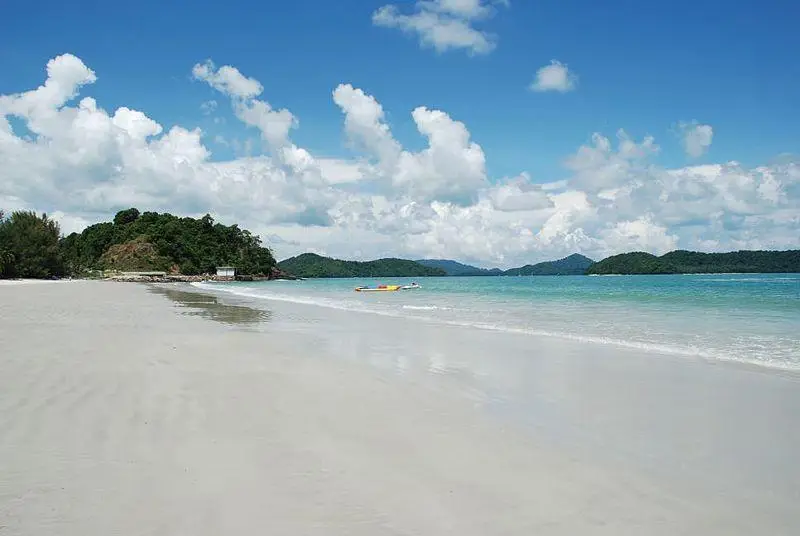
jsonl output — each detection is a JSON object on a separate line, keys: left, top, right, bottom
{"left": 191, "top": 273, "right": 800, "bottom": 370}
{"left": 149, "top": 286, "right": 272, "bottom": 327}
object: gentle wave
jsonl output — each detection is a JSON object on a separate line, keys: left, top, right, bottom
{"left": 700, "top": 277, "right": 800, "bottom": 283}
{"left": 191, "top": 282, "right": 376, "bottom": 314}
{"left": 190, "top": 282, "right": 799, "bottom": 372}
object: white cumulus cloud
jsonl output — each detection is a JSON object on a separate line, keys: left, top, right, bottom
{"left": 678, "top": 121, "right": 714, "bottom": 158}
{"left": 372, "top": 0, "right": 508, "bottom": 56}
{"left": 530, "top": 60, "right": 578, "bottom": 93}
{"left": 191, "top": 60, "right": 262, "bottom": 99}
{"left": 333, "top": 83, "right": 401, "bottom": 164}
{"left": 193, "top": 59, "right": 296, "bottom": 150}
{"left": 332, "top": 84, "right": 488, "bottom": 205}
{"left": 1, "top": 54, "right": 798, "bottom": 269}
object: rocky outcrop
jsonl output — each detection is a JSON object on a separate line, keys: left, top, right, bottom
{"left": 99, "top": 237, "right": 170, "bottom": 272}
{"left": 106, "top": 274, "right": 208, "bottom": 283}
{"left": 267, "top": 267, "right": 298, "bottom": 280}
{"left": 104, "top": 266, "right": 299, "bottom": 283}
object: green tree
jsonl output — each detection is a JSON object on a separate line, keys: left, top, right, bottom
{"left": 0, "top": 249, "right": 13, "bottom": 274}
{"left": 113, "top": 207, "right": 140, "bottom": 226}
{"left": 0, "top": 210, "right": 14, "bottom": 275}
{"left": 0, "top": 211, "right": 65, "bottom": 279}
{"left": 0, "top": 212, "right": 6, "bottom": 264}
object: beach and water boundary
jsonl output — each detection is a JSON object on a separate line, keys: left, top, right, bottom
{"left": 190, "top": 272, "right": 800, "bottom": 371}
{"left": 1, "top": 279, "right": 799, "bottom": 534}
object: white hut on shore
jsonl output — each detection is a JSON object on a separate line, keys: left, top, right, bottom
{"left": 215, "top": 266, "right": 236, "bottom": 280}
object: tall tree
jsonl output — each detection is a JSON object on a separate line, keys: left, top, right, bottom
{"left": 0, "top": 211, "right": 13, "bottom": 275}
{"left": 113, "top": 207, "right": 140, "bottom": 226}
{"left": 0, "top": 211, "right": 65, "bottom": 279}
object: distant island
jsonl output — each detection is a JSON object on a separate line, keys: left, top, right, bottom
{"left": 416, "top": 254, "right": 594, "bottom": 276}
{"left": 279, "top": 249, "right": 799, "bottom": 278}
{"left": 414, "top": 259, "right": 503, "bottom": 276}
{"left": 1, "top": 208, "right": 284, "bottom": 280}
{"left": 277, "top": 253, "right": 446, "bottom": 278}
{"left": 503, "top": 254, "right": 595, "bottom": 276}
{"left": 278, "top": 253, "right": 595, "bottom": 279}
{"left": 587, "top": 250, "right": 800, "bottom": 275}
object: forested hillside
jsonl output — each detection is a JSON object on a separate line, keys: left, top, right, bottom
{"left": 504, "top": 254, "right": 594, "bottom": 276}
{"left": 586, "top": 250, "right": 800, "bottom": 275}
{"left": 278, "top": 253, "right": 446, "bottom": 278}
{"left": 60, "top": 208, "right": 276, "bottom": 275}
{"left": 415, "top": 259, "right": 502, "bottom": 276}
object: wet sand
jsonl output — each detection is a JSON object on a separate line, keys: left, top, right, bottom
{"left": 0, "top": 281, "right": 797, "bottom": 535}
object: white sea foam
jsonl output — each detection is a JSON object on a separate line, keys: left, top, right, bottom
{"left": 701, "top": 277, "right": 800, "bottom": 283}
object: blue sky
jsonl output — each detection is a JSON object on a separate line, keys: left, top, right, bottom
{"left": 3, "top": 0, "right": 798, "bottom": 183}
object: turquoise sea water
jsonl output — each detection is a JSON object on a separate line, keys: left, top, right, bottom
{"left": 193, "top": 273, "right": 800, "bottom": 370}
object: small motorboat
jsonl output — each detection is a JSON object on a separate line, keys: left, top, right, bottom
{"left": 354, "top": 282, "right": 422, "bottom": 292}
{"left": 354, "top": 284, "right": 402, "bottom": 292}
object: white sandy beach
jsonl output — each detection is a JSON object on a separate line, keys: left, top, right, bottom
{"left": 0, "top": 279, "right": 79, "bottom": 285}
{"left": 1, "top": 281, "right": 798, "bottom": 535}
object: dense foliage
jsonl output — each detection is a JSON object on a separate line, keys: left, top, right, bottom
{"left": 278, "top": 253, "right": 447, "bottom": 278}
{"left": 60, "top": 209, "right": 276, "bottom": 275}
{"left": 415, "top": 259, "right": 503, "bottom": 276}
{"left": 0, "top": 212, "right": 9, "bottom": 274}
{"left": 504, "top": 253, "right": 595, "bottom": 276}
{"left": 0, "top": 211, "right": 66, "bottom": 279}
{"left": 587, "top": 250, "right": 800, "bottom": 275}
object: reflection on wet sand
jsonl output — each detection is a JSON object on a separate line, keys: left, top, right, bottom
{"left": 148, "top": 285, "right": 271, "bottom": 327}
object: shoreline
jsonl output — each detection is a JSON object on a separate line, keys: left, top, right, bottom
{"left": 4, "top": 275, "right": 797, "bottom": 376}
{"left": 2, "top": 266, "right": 797, "bottom": 285}
{"left": 185, "top": 279, "right": 800, "bottom": 377}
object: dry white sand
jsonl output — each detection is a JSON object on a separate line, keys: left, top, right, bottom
{"left": 0, "top": 279, "right": 78, "bottom": 285}
{"left": 0, "top": 281, "right": 795, "bottom": 534}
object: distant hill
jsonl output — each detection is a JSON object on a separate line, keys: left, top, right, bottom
{"left": 415, "top": 259, "right": 502, "bottom": 276}
{"left": 586, "top": 250, "right": 800, "bottom": 275}
{"left": 276, "top": 249, "right": 800, "bottom": 279}
{"left": 504, "top": 253, "right": 595, "bottom": 276}
{"left": 417, "top": 255, "right": 594, "bottom": 276}
{"left": 278, "top": 253, "right": 446, "bottom": 278}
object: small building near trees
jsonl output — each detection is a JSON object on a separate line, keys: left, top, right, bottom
{"left": 215, "top": 266, "right": 236, "bottom": 279}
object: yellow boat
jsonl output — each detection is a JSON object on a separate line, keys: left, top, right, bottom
{"left": 354, "top": 284, "right": 402, "bottom": 292}
{"left": 354, "top": 282, "right": 421, "bottom": 292}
